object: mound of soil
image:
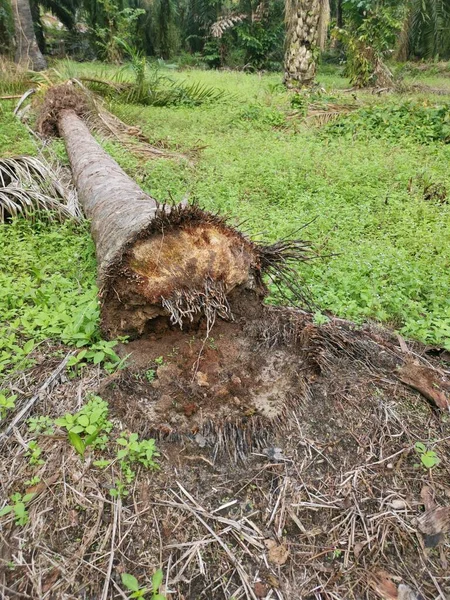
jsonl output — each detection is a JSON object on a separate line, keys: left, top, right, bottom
{"left": 106, "top": 316, "right": 298, "bottom": 456}
{"left": 1, "top": 306, "right": 449, "bottom": 600}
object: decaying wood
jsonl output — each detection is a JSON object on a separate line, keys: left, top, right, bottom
{"left": 398, "top": 361, "right": 450, "bottom": 411}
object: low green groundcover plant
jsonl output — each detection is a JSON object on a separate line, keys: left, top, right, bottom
{"left": 324, "top": 100, "right": 450, "bottom": 143}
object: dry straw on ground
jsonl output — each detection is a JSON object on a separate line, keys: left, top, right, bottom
{"left": 1, "top": 308, "right": 449, "bottom": 599}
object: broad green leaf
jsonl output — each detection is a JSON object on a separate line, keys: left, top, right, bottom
{"left": 55, "top": 414, "right": 74, "bottom": 426}
{"left": 77, "top": 415, "right": 89, "bottom": 427}
{"left": 121, "top": 573, "right": 139, "bottom": 592}
{"left": 0, "top": 505, "right": 13, "bottom": 516}
{"left": 89, "top": 409, "right": 102, "bottom": 423}
{"left": 69, "top": 425, "right": 84, "bottom": 434}
{"left": 14, "top": 502, "right": 26, "bottom": 517}
{"left": 22, "top": 493, "right": 35, "bottom": 503}
{"left": 93, "top": 459, "right": 111, "bottom": 468}
{"left": 85, "top": 427, "right": 101, "bottom": 446}
{"left": 68, "top": 431, "right": 86, "bottom": 457}
{"left": 23, "top": 340, "right": 34, "bottom": 354}
{"left": 415, "top": 442, "right": 426, "bottom": 453}
{"left": 421, "top": 453, "right": 439, "bottom": 469}
{"left": 93, "top": 351, "right": 105, "bottom": 364}
{"left": 152, "top": 568, "right": 163, "bottom": 591}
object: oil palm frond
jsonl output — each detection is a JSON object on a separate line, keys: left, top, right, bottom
{"left": 0, "top": 156, "right": 81, "bottom": 222}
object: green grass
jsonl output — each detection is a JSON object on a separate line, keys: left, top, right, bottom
{"left": 0, "top": 102, "right": 35, "bottom": 156}
{"left": 0, "top": 219, "right": 96, "bottom": 376}
{"left": 0, "top": 62, "right": 449, "bottom": 380}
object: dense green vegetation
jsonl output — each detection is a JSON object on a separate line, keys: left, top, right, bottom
{"left": 2, "top": 0, "right": 450, "bottom": 70}
{"left": 0, "top": 63, "right": 449, "bottom": 380}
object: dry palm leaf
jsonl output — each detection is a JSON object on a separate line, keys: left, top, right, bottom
{"left": 0, "top": 156, "right": 81, "bottom": 222}
{"left": 305, "top": 102, "right": 359, "bottom": 126}
{"left": 70, "top": 79, "right": 195, "bottom": 164}
{"left": 369, "top": 570, "right": 423, "bottom": 600}
{"left": 211, "top": 14, "right": 247, "bottom": 38}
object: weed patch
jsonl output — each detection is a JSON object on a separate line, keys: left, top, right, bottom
{"left": 0, "top": 218, "right": 97, "bottom": 376}
{"left": 324, "top": 99, "right": 450, "bottom": 143}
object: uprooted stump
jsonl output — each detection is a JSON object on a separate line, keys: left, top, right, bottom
{"left": 38, "top": 84, "right": 311, "bottom": 339}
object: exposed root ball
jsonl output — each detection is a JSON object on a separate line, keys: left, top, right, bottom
{"left": 101, "top": 207, "right": 264, "bottom": 337}
{"left": 37, "top": 84, "right": 91, "bottom": 137}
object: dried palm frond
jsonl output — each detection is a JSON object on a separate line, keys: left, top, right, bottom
{"left": 0, "top": 156, "right": 81, "bottom": 223}
{"left": 252, "top": 2, "right": 268, "bottom": 23}
{"left": 290, "top": 102, "right": 359, "bottom": 127}
{"left": 211, "top": 14, "right": 247, "bottom": 38}
{"left": 306, "top": 109, "right": 354, "bottom": 126}
{"left": 71, "top": 79, "right": 195, "bottom": 163}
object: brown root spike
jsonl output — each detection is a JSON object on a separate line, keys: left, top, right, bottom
{"left": 161, "top": 280, "right": 232, "bottom": 332}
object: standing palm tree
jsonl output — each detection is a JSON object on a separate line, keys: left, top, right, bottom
{"left": 11, "top": 0, "right": 47, "bottom": 70}
{"left": 284, "top": 0, "right": 329, "bottom": 88}
{"left": 396, "top": 0, "right": 450, "bottom": 60}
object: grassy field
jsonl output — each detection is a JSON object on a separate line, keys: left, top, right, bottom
{"left": 1, "top": 61, "right": 450, "bottom": 378}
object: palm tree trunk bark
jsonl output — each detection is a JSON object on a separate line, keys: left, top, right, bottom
{"left": 11, "top": 0, "right": 47, "bottom": 71}
{"left": 55, "top": 104, "right": 264, "bottom": 338}
{"left": 284, "top": 0, "right": 322, "bottom": 88}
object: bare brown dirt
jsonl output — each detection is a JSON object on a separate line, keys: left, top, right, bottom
{"left": 106, "top": 317, "right": 298, "bottom": 447}
{"left": 1, "top": 307, "right": 449, "bottom": 600}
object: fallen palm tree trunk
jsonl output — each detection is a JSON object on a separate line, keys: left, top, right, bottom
{"left": 38, "top": 85, "right": 310, "bottom": 338}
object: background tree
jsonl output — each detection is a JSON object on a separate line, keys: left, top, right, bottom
{"left": 335, "top": 0, "right": 405, "bottom": 87}
{"left": 284, "top": 0, "right": 329, "bottom": 89}
{"left": 396, "top": 0, "right": 450, "bottom": 61}
{"left": 0, "top": 0, "right": 14, "bottom": 55}
{"left": 11, "top": 0, "right": 47, "bottom": 69}
{"left": 2, "top": 0, "right": 450, "bottom": 73}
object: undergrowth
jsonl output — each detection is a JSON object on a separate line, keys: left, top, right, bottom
{"left": 0, "top": 218, "right": 99, "bottom": 377}
{"left": 324, "top": 99, "right": 450, "bottom": 143}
